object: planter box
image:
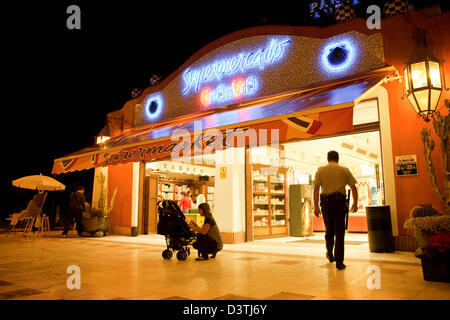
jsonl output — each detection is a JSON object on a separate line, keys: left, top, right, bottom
{"left": 421, "top": 256, "right": 450, "bottom": 283}
{"left": 81, "top": 216, "right": 110, "bottom": 234}
{"left": 414, "top": 230, "right": 436, "bottom": 248}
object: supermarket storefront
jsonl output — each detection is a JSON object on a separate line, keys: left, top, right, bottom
{"left": 52, "top": 11, "right": 450, "bottom": 250}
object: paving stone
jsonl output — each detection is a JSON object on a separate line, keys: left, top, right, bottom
{"left": 0, "top": 288, "right": 43, "bottom": 299}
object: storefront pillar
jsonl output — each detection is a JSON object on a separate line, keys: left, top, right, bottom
{"left": 130, "top": 161, "right": 142, "bottom": 236}
{"left": 107, "top": 162, "right": 134, "bottom": 235}
{"left": 214, "top": 147, "right": 246, "bottom": 244}
{"left": 361, "top": 85, "right": 399, "bottom": 237}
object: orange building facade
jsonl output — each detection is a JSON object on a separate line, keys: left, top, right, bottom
{"left": 53, "top": 10, "right": 450, "bottom": 251}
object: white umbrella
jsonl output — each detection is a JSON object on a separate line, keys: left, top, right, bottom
{"left": 12, "top": 173, "right": 66, "bottom": 191}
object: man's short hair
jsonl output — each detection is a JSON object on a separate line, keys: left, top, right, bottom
{"left": 327, "top": 150, "right": 339, "bottom": 162}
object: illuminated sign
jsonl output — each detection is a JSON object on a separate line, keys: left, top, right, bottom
{"left": 144, "top": 94, "right": 164, "bottom": 120}
{"left": 181, "top": 37, "right": 291, "bottom": 107}
{"left": 320, "top": 39, "right": 357, "bottom": 73}
{"left": 199, "top": 76, "right": 258, "bottom": 107}
{"left": 309, "top": 0, "right": 360, "bottom": 19}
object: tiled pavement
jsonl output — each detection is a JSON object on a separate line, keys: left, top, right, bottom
{"left": 0, "top": 232, "right": 449, "bottom": 300}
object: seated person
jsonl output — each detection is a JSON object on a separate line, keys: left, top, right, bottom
{"left": 189, "top": 203, "right": 223, "bottom": 261}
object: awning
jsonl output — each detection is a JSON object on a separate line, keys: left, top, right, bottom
{"left": 52, "top": 67, "right": 396, "bottom": 174}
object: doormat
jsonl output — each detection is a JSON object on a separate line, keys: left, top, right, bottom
{"left": 291, "top": 239, "right": 368, "bottom": 245}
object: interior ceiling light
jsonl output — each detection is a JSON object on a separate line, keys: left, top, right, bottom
{"left": 341, "top": 142, "right": 354, "bottom": 150}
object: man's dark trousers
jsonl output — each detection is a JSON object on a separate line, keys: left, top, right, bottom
{"left": 320, "top": 192, "right": 347, "bottom": 264}
{"left": 63, "top": 208, "right": 82, "bottom": 235}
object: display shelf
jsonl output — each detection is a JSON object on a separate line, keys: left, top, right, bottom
{"left": 251, "top": 165, "right": 288, "bottom": 237}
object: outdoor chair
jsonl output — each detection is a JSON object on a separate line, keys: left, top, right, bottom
{"left": 6, "top": 212, "right": 31, "bottom": 238}
{"left": 7, "top": 192, "right": 47, "bottom": 238}
{"left": 23, "top": 192, "right": 47, "bottom": 238}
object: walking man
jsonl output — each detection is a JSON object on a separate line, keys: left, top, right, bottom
{"left": 313, "top": 151, "right": 358, "bottom": 270}
{"left": 62, "top": 186, "right": 86, "bottom": 237}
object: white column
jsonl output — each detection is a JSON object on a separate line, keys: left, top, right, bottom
{"left": 359, "top": 85, "right": 398, "bottom": 236}
{"left": 214, "top": 147, "right": 246, "bottom": 234}
{"left": 131, "top": 161, "right": 140, "bottom": 229}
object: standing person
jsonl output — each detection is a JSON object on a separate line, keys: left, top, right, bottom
{"left": 179, "top": 192, "right": 192, "bottom": 213}
{"left": 62, "top": 186, "right": 86, "bottom": 237}
{"left": 313, "top": 151, "right": 358, "bottom": 270}
{"left": 189, "top": 203, "right": 223, "bottom": 261}
{"left": 187, "top": 190, "right": 194, "bottom": 205}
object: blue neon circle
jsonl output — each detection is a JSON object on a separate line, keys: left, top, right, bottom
{"left": 144, "top": 94, "right": 163, "bottom": 120}
{"left": 321, "top": 40, "right": 356, "bottom": 73}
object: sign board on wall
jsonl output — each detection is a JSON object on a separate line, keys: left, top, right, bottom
{"left": 309, "top": 0, "right": 361, "bottom": 19}
{"left": 134, "top": 31, "right": 385, "bottom": 126}
{"left": 395, "top": 155, "right": 418, "bottom": 176}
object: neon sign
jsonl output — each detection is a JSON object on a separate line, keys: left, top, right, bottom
{"left": 320, "top": 39, "right": 357, "bottom": 73}
{"left": 144, "top": 94, "right": 164, "bottom": 120}
{"left": 199, "top": 76, "right": 258, "bottom": 107}
{"left": 309, "top": 0, "right": 360, "bottom": 19}
{"left": 182, "top": 37, "right": 291, "bottom": 96}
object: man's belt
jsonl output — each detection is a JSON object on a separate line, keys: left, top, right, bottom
{"left": 320, "top": 191, "right": 346, "bottom": 202}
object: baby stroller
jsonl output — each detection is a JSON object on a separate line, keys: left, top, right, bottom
{"left": 157, "top": 200, "right": 196, "bottom": 261}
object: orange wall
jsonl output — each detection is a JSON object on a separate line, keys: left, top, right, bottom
{"left": 107, "top": 162, "right": 133, "bottom": 228}
{"left": 106, "top": 11, "right": 450, "bottom": 237}
{"left": 380, "top": 12, "right": 450, "bottom": 236}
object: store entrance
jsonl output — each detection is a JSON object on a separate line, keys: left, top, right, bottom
{"left": 283, "top": 131, "right": 384, "bottom": 233}
{"left": 141, "top": 155, "right": 216, "bottom": 234}
{"left": 249, "top": 130, "right": 384, "bottom": 239}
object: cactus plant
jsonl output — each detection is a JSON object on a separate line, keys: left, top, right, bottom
{"left": 410, "top": 204, "right": 441, "bottom": 218}
{"left": 420, "top": 99, "right": 450, "bottom": 216}
{"left": 96, "top": 172, "right": 118, "bottom": 216}
{"left": 79, "top": 172, "right": 117, "bottom": 237}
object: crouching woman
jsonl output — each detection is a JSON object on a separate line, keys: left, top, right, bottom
{"left": 189, "top": 203, "right": 223, "bottom": 261}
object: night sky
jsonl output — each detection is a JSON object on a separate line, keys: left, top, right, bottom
{"left": 1, "top": 0, "right": 446, "bottom": 218}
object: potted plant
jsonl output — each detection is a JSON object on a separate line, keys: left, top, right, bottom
{"left": 419, "top": 231, "right": 450, "bottom": 282}
{"left": 420, "top": 100, "right": 449, "bottom": 216}
{"left": 404, "top": 100, "right": 450, "bottom": 255}
{"left": 404, "top": 205, "right": 450, "bottom": 255}
{"left": 81, "top": 173, "right": 118, "bottom": 237}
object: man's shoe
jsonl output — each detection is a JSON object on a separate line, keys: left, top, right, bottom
{"left": 326, "top": 253, "right": 335, "bottom": 263}
{"left": 210, "top": 251, "right": 217, "bottom": 259}
{"left": 195, "top": 256, "right": 209, "bottom": 261}
{"left": 61, "top": 234, "right": 67, "bottom": 238}
{"left": 336, "top": 263, "right": 346, "bottom": 270}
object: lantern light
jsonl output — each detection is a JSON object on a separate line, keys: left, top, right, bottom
{"left": 96, "top": 125, "right": 111, "bottom": 144}
{"left": 403, "top": 28, "right": 448, "bottom": 122}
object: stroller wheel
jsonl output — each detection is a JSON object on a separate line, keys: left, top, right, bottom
{"left": 176, "top": 250, "right": 188, "bottom": 261}
{"left": 162, "top": 249, "right": 173, "bottom": 260}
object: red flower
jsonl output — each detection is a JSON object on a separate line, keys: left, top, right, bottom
{"left": 423, "top": 231, "right": 450, "bottom": 257}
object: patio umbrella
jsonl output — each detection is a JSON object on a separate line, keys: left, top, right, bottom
{"left": 12, "top": 173, "right": 66, "bottom": 191}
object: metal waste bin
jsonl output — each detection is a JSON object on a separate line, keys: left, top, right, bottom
{"left": 366, "top": 205, "right": 394, "bottom": 253}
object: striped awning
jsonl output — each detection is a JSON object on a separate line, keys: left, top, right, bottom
{"left": 52, "top": 67, "right": 395, "bottom": 174}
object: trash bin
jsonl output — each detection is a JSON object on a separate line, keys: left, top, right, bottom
{"left": 366, "top": 205, "right": 394, "bottom": 253}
